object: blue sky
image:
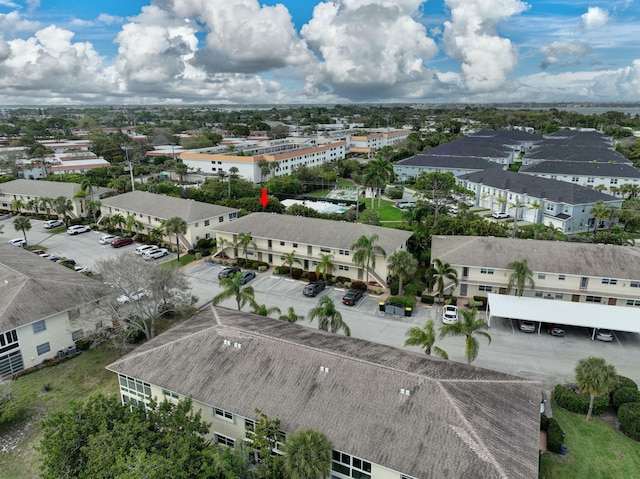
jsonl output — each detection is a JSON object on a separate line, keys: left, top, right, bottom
{"left": 0, "top": 0, "right": 638, "bottom": 105}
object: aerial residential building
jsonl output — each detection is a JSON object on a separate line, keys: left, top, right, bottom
{"left": 347, "top": 129, "right": 411, "bottom": 157}
{"left": 394, "top": 154, "right": 504, "bottom": 181}
{"left": 107, "top": 307, "right": 541, "bottom": 479}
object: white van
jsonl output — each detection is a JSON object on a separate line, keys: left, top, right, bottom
{"left": 395, "top": 201, "right": 416, "bottom": 209}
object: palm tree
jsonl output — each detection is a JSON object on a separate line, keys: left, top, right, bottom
{"left": 53, "top": 196, "right": 74, "bottom": 225}
{"left": 351, "top": 234, "right": 386, "bottom": 284}
{"left": 213, "top": 236, "right": 231, "bottom": 258}
{"left": 308, "top": 296, "right": 351, "bottom": 336}
{"left": 26, "top": 198, "right": 38, "bottom": 216}
{"left": 387, "top": 250, "right": 418, "bottom": 296}
{"left": 315, "top": 253, "right": 334, "bottom": 281}
{"left": 125, "top": 214, "right": 143, "bottom": 236}
{"left": 282, "top": 428, "right": 333, "bottom": 479}
{"left": 574, "top": 357, "right": 617, "bottom": 421}
{"left": 234, "top": 232, "right": 257, "bottom": 261}
{"left": 590, "top": 201, "right": 613, "bottom": 235}
{"left": 111, "top": 213, "right": 126, "bottom": 235}
{"left": 13, "top": 215, "right": 31, "bottom": 245}
{"left": 162, "top": 216, "right": 188, "bottom": 260}
{"left": 439, "top": 308, "right": 491, "bottom": 364}
{"left": 426, "top": 258, "right": 458, "bottom": 304}
{"left": 404, "top": 320, "right": 448, "bottom": 358}
{"left": 212, "top": 272, "right": 256, "bottom": 311}
{"left": 363, "top": 158, "right": 394, "bottom": 207}
{"left": 38, "top": 196, "right": 53, "bottom": 219}
{"left": 85, "top": 198, "right": 102, "bottom": 225}
{"left": 258, "top": 159, "right": 270, "bottom": 182}
{"left": 149, "top": 227, "right": 164, "bottom": 245}
{"left": 279, "top": 307, "right": 304, "bottom": 323}
{"left": 79, "top": 177, "right": 98, "bottom": 198}
{"left": 506, "top": 259, "right": 535, "bottom": 296}
{"left": 11, "top": 198, "right": 25, "bottom": 215}
{"left": 281, "top": 250, "right": 302, "bottom": 278}
{"left": 251, "top": 303, "right": 281, "bottom": 317}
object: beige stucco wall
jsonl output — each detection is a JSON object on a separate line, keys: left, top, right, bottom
{"left": 0, "top": 191, "right": 85, "bottom": 218}
{"left": 17, "top": 312, "right": 74, "bottom": 369}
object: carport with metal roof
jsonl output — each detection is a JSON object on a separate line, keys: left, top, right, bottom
{"left": 486, "top": 293, "right": 640, "bottom": 338}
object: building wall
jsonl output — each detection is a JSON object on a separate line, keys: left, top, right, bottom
{"left": 394, "top": 164, "right": 488, "bottom": 181}
{"left": 521, "top": 172, "right": 640, "bottom": 196}
{"left": 0, "top": 191, "right": 86, "bottom": 218}
{"left": 16, "top": 312, "right": 74, "bottom": 371}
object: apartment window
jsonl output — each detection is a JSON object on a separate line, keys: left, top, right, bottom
{"left": 535, "top": 291, "right": 543, "bottom": 297}
{"left": 194, "top": 222, "right": 199, "bottom": 227}
{"left": 571, "top": 177, "right": 579, "bottom": 182}
{"left": 118, "top": 374, "right": 152, "bottom": 400}
{"left": 245, "top": 418, "right": 255, "bottom": 439}
{"left": 339, "top": 249, "right": 350, "bottom": 256}
{"left": 586, "top": 296, "right": 602, "bottom": 303}
{"left": 214, "top": 407, "right": 234, "bottom": 422}
{"left": 32, "top": 320, "right": 46, "bottom": 334}
{"left": 205, "top": 233, "right": 211, "bottom": 239}
{"left": 332, "top": 451, "right": 371, "bottom": 479}
{"left": 626, "top": 299, "right": 640, "bottom": 306}
{"left": 610, "top": 179, "right": 618, "bottom": 185}
{"left": 631, "top": 281, "right": 640, "bottom": 288}
{"left": 320, "top": 247, "right": 331, "bottom": 253}
{"left": 480, "top": 268, "right": 494, "bottom": 275}
{"left": 36, "top": 342, "right": 50, "bottom": 356}
{"left": 162, "top": 389, "right": 179, "bottom": 400}
{"left": 587, "top": 177, "right": 594, "bottom": 183}
{"left": 292, "top": 243, "right": 298, "bottom": 248}
{"left": 558, "top": 275, "right": 566, "bottom": 281}
{"left": 0, "top": 329, "right": 18, "bottom": 348}
{"left": 214, "top": 433, "right": 235, "bottom": 447}
{"left": 338, "top": 265, "right": 350, "bottom": 271}
{"left": 204, "top": 220, "right": 210, "bottom": 226}
{"left": 555, "top": 293, "right": 564, "bottom": 300}
{"left": 478, "top": 285, "right": 493, "bottom": 292}
{"left": 602, "top": 278, "right": 618, "bottom": 285}
{"left": 538, "top": 273, "right": 546, "bottom": 280}
{"left": 280, "top": 241, "right": 285, "bottom": 246}
{"left": 218, "top": 216, "right": 224, "bottom": 223}
{"left": 580, "top": 277, "right": 589, "bottom": 289}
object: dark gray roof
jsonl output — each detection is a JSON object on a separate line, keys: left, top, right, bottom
{"left": 100, "top": 191, "right": 238, "bottom": 223}
{"left": 544, "top": 130, "right": 612, "bottom": 145}
{"left": 520, "top": 161, "right": 640, "bottom": 178}
{"left": 458, "top": 169, "right": 619, "bottom": 204}
{"left": 0, "top": 178, "right": 110, "bottom": 198}
{"left": 395, "top": 154, "right": 503, "bottom": 170}
{"left": 0, "top": 244, "right": 113, "bottom": 330}
{"left": 211, "top": 212, "right": 413, "bottom": 253}
{"left": 524, "top": 145, "right": 630, "bottom": 164}
{"left": 107, "top": 307, "right": 541, "bottom": 479}
{"left": 470, "top": 130, "right": 541, "bottom": 142}
{"left": 424, "top": 137, "right": 513, "bottom": 159}
{"left": 431, "top": 235, "right": 640, "bottom": 279}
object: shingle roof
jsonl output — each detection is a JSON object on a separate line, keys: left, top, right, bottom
{"left": 395, "top": 154, "right": 503, "bottom": 170}
{"left": 458, "top": 169, "right": 619, "bottom": 204}
{"left": 524, "top": 145, "right": 630, "bottom": 164}
{"left": 470, "top": 130, "right": 541, "bottom": 142}
{"left": 107, "top": 307, "right": 541, "bottom": 479}
{"left": 520, "top": 161, "right": 640, "bottom": 178}
{"left": 425, "top": 137, "right": 513, "bottom": 159}
{"left": 211, "top": 212, "right": 413, "bottom": 253}
{"left": 431, "top": 235, "right": 640, "bottom": 279}
{"left": 100, "top": 191, "right": 238, "bottom": 223}
{"left": 0, "top": 244, "right": 113, "bottom": 330}
{"left": 0, "top": 178, "right": 110, "bottom": 198}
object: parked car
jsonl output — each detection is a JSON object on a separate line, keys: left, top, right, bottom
{"left": 303, "top": 280, "right": 325, "bottom": 297}
{"left": 143, "top": 248, "right": 169, "bottom": 260}
{"left": 492, "top": 212, "right": 510, "bottom": 219}
{"left": 546, "top": 327, "right": 565, "bottom": 337}
{"left": 31, "top": 249, "right": 47, "bottom": 255}
{"left": 240, "top": 271, "right": 256, "bottom": 285}
{"left": 595, "top": 329, "right": 614, "bottom": 342}
{"left": 135, "top": 244, "right": 159, "bottom": 255}
{"left": 111, "top": 237, "right": 134, "bottom": 248}
{"left": 342, "top": 289, "right": 364, "bottom": 306}
{"left": 47, "top": 254, "right": 61, "bottom": 262}
{"left": 99, "top": 234, "right": 117, "bottom": 245}
{"left": 8, "top": 238, "right": 26, "bottom": 247}
{"left": 57, "top": 258, "right": 76, "bottom": 267}
{"left": 519, "top": 320, "right": 536, "bottom": 333}
{"left": 218, "top": 266, "right": 241, "bottom": 279}
{"left": 43, "top": 219, "right": 64, "bottom": 229}
{"left": 73, "top": 265, "right": 90, "bottom": 273}
{"left": 0, "top": 213, "right": 11, "bottom": 220}
{"left": 67, "top": 225, "right": 91, "bottom": 235}
{"left": 117, "top": 289, "right": 149, "bottom": 304}
{"left": 443, "top": 305, "right": 459, "bottom": 324}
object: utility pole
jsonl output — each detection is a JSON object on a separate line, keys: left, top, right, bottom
{"left": 123, "top": 146, "right": 135, "bottom": 192}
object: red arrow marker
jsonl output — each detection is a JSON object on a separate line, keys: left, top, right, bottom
{"left": 259, "top": 188, "right": 269, "bottom": 207}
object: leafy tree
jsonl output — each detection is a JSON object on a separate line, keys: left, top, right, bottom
{"left": 85, "top": 198, "right": 102, "bottom": 225}
{"left": 162, "top": 216, "right": 188, "bottom": 260}
{"left": 279, "top": 306, "right": 304, "bottom": 323}
{"left": 110, "top": 213, "right": 126, "bottom": 234}
{"left": 249, "top": 409, "right": 285, "bottom": 478}
{"left": 212, "top": 272, "right": 256, "bottom": 311}
{"left": 426, "top": 258, "right": 458, "bottom": 304}
{"left": 308, "top": 296, "right": 351, "bottom": 336}
{"left": 10, "top": 198, "right": 24, "bottom": 214}
{"left": 282, "top": 429, "right": 333, "bottom": 479}
{"left": 53, "top": 196, "right": 74, "bottom": 225}
{"left": 359, "top": 209, "right": 381, "bottom": 225}
{"left": 234, "top": 232, "right": 257, "bottom": 261}
{"left": 38, "top": 196, "right": 54, "bottom": 218}
{"left": 404, "top": 320, "right": 448, "bottom": 358}
{"left": 414, "top": 172, "right": 459, "bottom": 221}
{"left": 13, "top": 215, "right": 31, "bottom": 244}
{"left": 439, "top": 308, "right": 491, "bottom": 364}
{"left": 387, "top": 250, "right": 418, "bottom": 296}
{"left": 590, "top": 201, "right": 614, "bottom": 235}
{"left": 281, "top": 250, "right": 302, "bottom": 278}
{"left": 575, "top": 356, "right": 618, "bottom": 421}
{"left": 315, "top": 253, "right": 334, "bottom": 280}
{"left": 351, "top": 233, "right": 386, "bottom": 284}
{"left": 506, "top": 259, "right": 535, "bottom": 296}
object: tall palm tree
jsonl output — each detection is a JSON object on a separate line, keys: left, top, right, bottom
{"left": 258, "top": 159, "right": 270, "bottom": 182}
{"left": 439, "top": 308, "right": 491, "bottom": 364}
{"left": 214, "top": 236, "right": 231, "bottom": 258}
{"left": 53, "top": 196, "right": 74, "bottom": 226}
{"left": 351, "top": 234, "right": 386, "bottom": 284}
{"left": 308, "top": 296, "right": 351, "bottom": 336}
{"left": 212, "top": 272, "right": 256, "bottom": 311}
{"left": 26, "top": 198, "right": 38, "bottom": 216}
{"left": 11, "top": 198, "right": 24, "bottom": 215}
{"left": 404, "top": 320, "right": 448, "bottom": 358}
{"left": 281, "top": 250, "right": 301, "bottom": 278}
{"left": 251, "top": 303, "right": 281, "bottom": 317}
{"left": 590, "top": 201, "right": 613, "bottom": 234}
{"left": 162, "top": 216, "right": 188, "bottom": 260}
{"left": 282, "top": 428, "right": 333, "bottom": 479}
{"left": 79, "top": 177, "right": 98, "bottom": 199}
{"left": 125, "top": 214, "right": 143, "bottom": 237}
{"left": 387, "top": 250, "right": 418, "bottom": 296}
{"left": 85, "top": 198, "right": 102, "bottom": 225}
{"left": 506, "top": 259, "right": 535, "bottom": 296}
{"left": 315, "top": 253, "right": 334, "bottom": 281}
{"left": 279, "top": 307, "right": 304, "bottom": 323}
{"left": 38, "top": 196, "right": 54, "bottom": 219}
{"left": 426, "top": 258, "right": 458, "bottom": 304}
{"left": 575, "top": 357, "right": 617, "bottom": 421}
{"left": 234, "top": 232, "right": 257, "bottom": 261}
{"left": 149, "top": 227, "right": 165, "bottom": 245}
{"left": 363, "top": 158, "right": 394, "bottom": 208}
{"left": 13, "top": 215, "right": 31, "bottom": 245}
{"left": 110, "top": 213, "right": 126, "bottom": 235}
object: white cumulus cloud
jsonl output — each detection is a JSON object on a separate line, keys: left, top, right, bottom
{"left": 539, "top": 40, "right": 592, "bottom": 69}
{"left": 580, "top": 7, "right": 609, "bottom": 30}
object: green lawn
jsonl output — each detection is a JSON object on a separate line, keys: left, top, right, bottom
{"left": 364, "top": 198, "right": 405, "bottom": 222}
{"left": 539, "top": 406, "right": 640, "bottom": 479}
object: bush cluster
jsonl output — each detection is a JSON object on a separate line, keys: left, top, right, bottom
{"left": 618, "top": 402, "right": 640, "bottom": 441}
{"left": 613, "top": 387, "right": 640, "bottom": 410}
{"left": 540, "top": 415, "right": 565, "bottom": 454}
{"left": 387, "top": 296, "right": 415, "bottom": 308}
{"left": 421, "top": 294, "right": 435, "bottom": 304}
{"left": 471, "top": 296, "right": 488, "bottom": 310}
{"left": 552, "top": 384, "right": 608, "bottom": 416}
{"left": 349, "top": 280, "right": 367, "bottom": 291}
{"left": 234, "top": 258, "right": 269, "bottom": 270}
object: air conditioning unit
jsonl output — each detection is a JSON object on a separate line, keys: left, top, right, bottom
{"left": 65, "top": 345, "right": 77, "bottom": 356}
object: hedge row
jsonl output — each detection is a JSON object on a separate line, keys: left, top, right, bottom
{"left": 552, "top": 384, "right": 609, "bottom": 416}
{"left": 540, "top": 415, "right": 564, "bottom": 454}
{"left": 618, "top": 403, "right": 640, "bottom": 441}
{"left": 613, "top": 387, "right": 640, "bottom": 410}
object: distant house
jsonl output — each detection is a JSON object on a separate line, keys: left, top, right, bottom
{"left": 348, "top": 129, "right": 411, "bottom": 157}
{"left": 0, "top": 245, "right": 112, "bottom": 378}
{"left": 107, "top": 307, "right": 541, "bottom": 479}
{"left": 394, "top": 154, "right": 504, "bottom": 181}
{"left": 99, "top": 191, "right": 239, "bottom": 250}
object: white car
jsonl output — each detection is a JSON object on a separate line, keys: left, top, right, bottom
{"left": 9, "top": 238, "right": 26, "bottom": 247}
{"left": 67, "top": 225, "right": 91, "bottom": 235}
{"left": 143, "top": 248, "right": 169, "bottom": 260}
{"left": 43, "top": 219, "right": 64, "bottom": 229}
{"left": 117, "top": 289, "right": 149, "bottom": 304}
{"left": 73, "top": 265, "right": 91, "bottom": 273}
{"left": 135, "top": 244, "right": 159, "bottom": 255}
{"left": 492, "top": 211, "right": 510, "bottom": 219}
{"left": 595, "top": 329, "right": 614, "bottom": 342}
{"left": 519, "top": 320, "right": 536, "bottom": 333}
{"left": 99, "top": 234, "right": 117, "bottom": 245}
{"left": 443, "top": 305, "right": 459, "bottom": 324}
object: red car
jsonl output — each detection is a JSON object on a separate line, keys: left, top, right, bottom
{"left": 111, "top": 237, "right": 134, "bottom": 248}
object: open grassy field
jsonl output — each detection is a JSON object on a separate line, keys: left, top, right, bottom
{"left": 539, "top": 406, "right": 640, "bottom": 479}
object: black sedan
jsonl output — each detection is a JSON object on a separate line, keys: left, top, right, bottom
{"left": 303, "top": 281, "right": 325, "bottom": 297}
{"left": 342, "top": 289, "right": 364, "bottom": 306}
{"left": 218, "top": 266, "right": 241, "bottom": 279}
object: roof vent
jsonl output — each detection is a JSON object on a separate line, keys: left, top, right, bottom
{"left": 400, "top": 388, "right": 411, "bottom": 396}
{"left": 320, "top": 366, "right": 330, "bottom": 373}
{"left": 223, "top": 339, "right": 231, "bottom": 346}
{"left": 233, "top": 342, "right": 242, "bottom": 349}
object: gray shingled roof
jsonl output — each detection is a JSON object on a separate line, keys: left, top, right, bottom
{"left": 0, "top": 178, "right": 110, "bottom": 198}
{"left": 469, "top": 130, "right": 541, "bottom": 142}
{"left": 458, "top": 169, "right": 619, "bottom": 204}
{"left": 524, "top": 145, "right": 630, "bottom": 164}
{"left": 107, "top": 307, "right": 541, "bottom": 479}
{"left": 520, "top": 161, "right": 640, "bottom": 178}
{"left": 431, "top": 235, "right": 640, "bottom": 279}
{"left": 211, "top": 212, "right": 413, "bottom": 253}
{"left": 100, "top": 191, "right": 238, "bottom": 223}
{"left": 424, "top": 138, "right": 513, "bottom": 159}
{"left": 0, "top": 244, "right": 113, "bottom": 330}
{"left": 395, "top": 154, "right": 503, "bottom": 170}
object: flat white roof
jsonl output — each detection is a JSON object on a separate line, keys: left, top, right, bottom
{"left": 487, "top": 293, "right": 640, "bottom": 334}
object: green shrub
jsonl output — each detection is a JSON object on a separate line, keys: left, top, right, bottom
{"left": 613, "top": 387, "right": 640, "bottom": 410}
{"left": 278, "top": 266, "right": 290, "bottom": 275}
{"left": 389, "top": 280, "right": 399, "bottom": 296}
{"left": 336, "top": 276, "right": 350, "bottom": 285}
{"left": 404, "top": 280, "right": 424, "bottom": 298}
{"left": 615, "top": 375, "right": 638, "bottom": 391}
{"left": 388, "top": 296, "right": 415, "bottom": 308}
{"left": 75, "top": 339, "right": 91, "bottom": 351}
{"left": 291, "top": 268, "right": 303, "bottom": 280}
{"left": 552, "top": 384, "right": 609, "bottom": 416}
{"left": 126, "top": 328, "right": 146, "bottom": 344}
{"left": 443, "top": 295, "right": 458, "bottom": 305}
{"left": 350, "top": 280, "right": 367, "bottom": 291}
{"left": 194, "top": 252, "right": 202, "bottom": 260}
{"left": 258, "top": 265, "right": 268, "bottom": 272}
{"left": 540, "top": 415, "right": 565, "bottom": 454}
{"left": 472, "top": 296, "right": 488, "bottom": 310}
{"left": 235, "top": 258, "right": 246, "bottom": 266}
{"left": 421, "top": 294, "right": 435, "bottom": 304}
{"left": 386, "top": 186, "right": 404, "bottom": 200}
{"left": 618, "top": 402, "right": 640, "bottom": 441}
